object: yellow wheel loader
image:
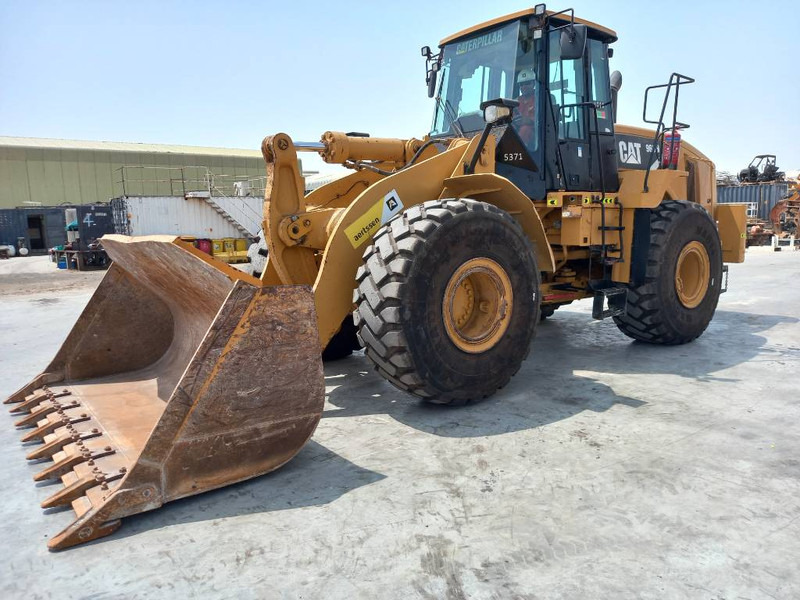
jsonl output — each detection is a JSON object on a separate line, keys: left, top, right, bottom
{"left": 5, "top": 5, "right": 747, "bottom": 550}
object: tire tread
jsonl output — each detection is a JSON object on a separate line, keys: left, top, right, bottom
{"left": 354, "top": 199, "right": 535, "bottom": 404}
{"left": 613, "top": 200, "right": 720, "bottom": 345}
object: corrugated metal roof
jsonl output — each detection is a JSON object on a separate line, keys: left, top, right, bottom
{"left": 0, "top": 136, "right": 263, "bottom": 158}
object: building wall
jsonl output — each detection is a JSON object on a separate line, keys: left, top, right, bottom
{"left": 0, "top": 138, "right": 270, "bottom": 209}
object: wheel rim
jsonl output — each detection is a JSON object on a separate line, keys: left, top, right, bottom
{"left": 442, "top": 257, "right": 513, "bottom": 353}
{"left": 675, "top": 240, "right": 710, "bottom": 309}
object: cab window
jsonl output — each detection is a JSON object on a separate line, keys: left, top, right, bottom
{"left": 549, "top": 31, "right": 587, "bottom": 140}
{"left": 431, "top": 22, "right": 519, "bottom": 136}
{"left": 588, "top": 39, "right": 613, "bottom": 133}
{"left": 460, "top": 66, "right": 509, "bottom": 115}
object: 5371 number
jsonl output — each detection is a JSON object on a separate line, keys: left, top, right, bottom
{"left": 503, "top": 153, "right": 523, "bottom": 161}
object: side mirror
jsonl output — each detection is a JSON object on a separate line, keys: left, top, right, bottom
{"left": 427, "top": 70, "right": 437, "bottom": 98}
{"left": 559, "top": 23, "right": 587, "bottom": 60}
{"left": 426, "top": 61, "right": 440, "bottom": 98}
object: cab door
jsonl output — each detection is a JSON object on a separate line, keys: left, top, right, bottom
{"left": 545, "top": 34, "right": 619, "bottom": 193}
{"left": 546, "top": 31, "right": 589, "bottom": 191}
{"left": 586, "top": 38, "right": 619, "bottom": 192}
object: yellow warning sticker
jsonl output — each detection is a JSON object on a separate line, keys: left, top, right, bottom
{"left": 344, "top": 189, "right": 404, "bottom": 249}
{"left": 582, "top": 196, "right": 618, "bottom": 205}
{"left": 546, "top": 195, "right": 562, "bottom": 207}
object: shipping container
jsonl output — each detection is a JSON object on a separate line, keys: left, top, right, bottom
{"left": 112, "top": 196, "right": 260, "bottom": 239}
{"left": 717, "top": 182, "right": 790, "bottom": 221}
{"left": 0, "top": 207, "right": 68, "bottom": 254}
{"left": 75, "top": 205, "right": 115, "bottom": 249}
{"left": 0, "top": 205, "right": 114, "bottom": 253}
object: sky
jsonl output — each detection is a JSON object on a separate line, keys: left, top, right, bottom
{"left": 1, "top": 0, "right": 798, "bottom": 177}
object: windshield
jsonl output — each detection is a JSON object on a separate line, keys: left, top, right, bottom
{"left": 431, "top": 22, "right": 522, "bottom": 137}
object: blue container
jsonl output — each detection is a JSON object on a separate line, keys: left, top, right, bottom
{"left": 57, "top": 256, "right": 67, "bottom": 269}
{"left": 717, "top": 182, "right": 789, "bottom": 220}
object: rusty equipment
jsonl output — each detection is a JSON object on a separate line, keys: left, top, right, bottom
{"left": 6, "top": 237, "right": 323, "bottom": 549}
{"left": 747, "top": 183, "right": 800, "bottom": 245}
{"left": 770, "top": 186, "right": 800, "bottom": 237}
{"left": 6, "top": 5, "right": 747, "bottom": 550}
{"left": 746, "top": 222, "right": 773, "bottom": 247}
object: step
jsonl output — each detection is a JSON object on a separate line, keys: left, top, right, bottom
{"left": 592, "top": 286, "right": 628, "bottom": 320}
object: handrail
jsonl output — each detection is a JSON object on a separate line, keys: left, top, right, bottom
{"left": 641, "top": 72, "right": 695, "bottom": 193}
{"left": 113, "top": 165, "right": 269, "bottom": 199}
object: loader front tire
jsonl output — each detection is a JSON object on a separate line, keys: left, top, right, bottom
{"left": 613, "top": 200, "right": 723, "bottom": 345}
{"left": 354, "top": 199, "right": 540, "bottom": 405}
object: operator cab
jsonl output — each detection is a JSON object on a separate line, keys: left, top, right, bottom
{"left": 426, "top": 6, "right": 619, "bottom": 200}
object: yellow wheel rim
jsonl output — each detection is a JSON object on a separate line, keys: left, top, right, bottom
{"left": 675, "top": 240, "right": 710, "bottom": 309}
{"left": 442, "top": 257, "right": 513, "bottom": 354}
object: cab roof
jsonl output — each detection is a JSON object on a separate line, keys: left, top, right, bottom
{"left": 439, "top": 8, "right": 618, "bottom": 47}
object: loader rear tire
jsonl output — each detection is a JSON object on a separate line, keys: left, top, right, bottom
{"left": 248, "top": 229, "right": 268, "bottom": 278}
{"left": 322, "top": 316, "right": 362, "bottom": 362}
{"left": 613, "top": 200, "right": 723, "bottom": 345}
{"left": 540, "top": 305, "right": 557, "bottom": 321}
{"left": 354, "top": 199, "right": 540, "bottom": 405}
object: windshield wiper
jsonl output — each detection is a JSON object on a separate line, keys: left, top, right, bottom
{"left": 437, "top": 96, "right": 465, "bottom": 137}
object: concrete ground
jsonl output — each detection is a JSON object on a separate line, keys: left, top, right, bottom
{"left": 0, "top": 250, "right": 798, "bottom": 599}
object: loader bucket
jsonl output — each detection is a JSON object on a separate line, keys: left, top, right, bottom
{"left": 5, "top": 235, "right": 324, "bottom": 550}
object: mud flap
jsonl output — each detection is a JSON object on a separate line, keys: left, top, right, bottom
{"left": 5, "top": 235, "right": 324, "bottom": 550}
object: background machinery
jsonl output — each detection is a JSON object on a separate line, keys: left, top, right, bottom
{"left": 6, "top": 5, "right": 746, "bottom": 549}
{"left": 738, "top": 154, "right": 785, "bottom": 183}
{"left": 770, "top": 181, "right": 800, "bottom": 238}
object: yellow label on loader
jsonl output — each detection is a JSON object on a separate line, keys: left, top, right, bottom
{"left": 345, "top": 189, "right": 404, "bottom": 249}
{"left": 581, "top": 196, "right": 617, "bottom": 205}
{"left": 546, "top": 195, "right": 562, "bottom": 207}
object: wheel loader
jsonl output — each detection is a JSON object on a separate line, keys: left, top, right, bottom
{"left": 5, "top": 5, "right": 747, "bottom": 550}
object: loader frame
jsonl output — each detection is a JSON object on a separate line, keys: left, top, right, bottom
{"left": 260, "top": 127, "right": 745, "bottom": 349}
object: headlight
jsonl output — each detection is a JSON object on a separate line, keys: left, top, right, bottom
{"left": 484, "top": 105, "right": 512, "bottom": 124}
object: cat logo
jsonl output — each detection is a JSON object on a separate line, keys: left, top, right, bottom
{"left": 618, "top": 140, "right": 643, "bottom": 165}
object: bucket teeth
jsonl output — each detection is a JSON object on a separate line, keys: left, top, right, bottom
{"left": 20, "top": 413, "right": 90, "bottom": 444}
{"left": 40, "top": 470, "right": 124, "bottom": 509}
{"left": 33, "top": 452, "right": 85, "bottom": 482}
{"left": 10, "top": 392, "right": 50, "bottom": 415}
{"left": 10, "top": 390, "right": 71, "bottom": 415}
{"left": 41, "top": 474, "right": 97, "bottom": 509}
{"left": 14, "top": 403, "right": 56, "bottom": 428}
{"left": 14, "top": 401, "right": 78, "bottom": 428}
{"left": 33, "top": 446, "right": 116, "bottom": 482}
{"left": 26, "top": 430, "right": 101, "bottom": 461}
{"left": 21, "top": 418, "right": 64, "bottom": 444}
